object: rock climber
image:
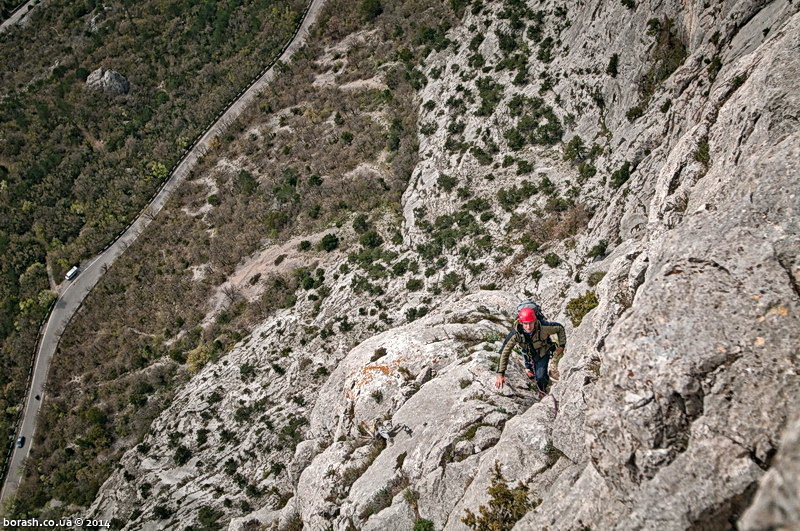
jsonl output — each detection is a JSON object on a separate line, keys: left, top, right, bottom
{"left": 494, "top": 307, "right": 565, "bottom": 396}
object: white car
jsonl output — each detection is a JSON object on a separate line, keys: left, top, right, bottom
{"left": 65, "top": 266, "right": 79, "bottom": 280}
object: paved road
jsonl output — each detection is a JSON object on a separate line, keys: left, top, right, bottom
{"left": 0, "top": 0, "right": 39, "bottom": 33}
{"left": 0, "top": 0, "right": 328, "bottom": 504}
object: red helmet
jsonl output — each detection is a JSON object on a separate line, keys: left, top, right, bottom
{"left": 518, "top": 307, "right": 536, "bottom": 323}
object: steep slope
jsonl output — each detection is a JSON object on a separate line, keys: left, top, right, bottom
{"left": 85, "top": 0, "right": 799, "bottom": 529}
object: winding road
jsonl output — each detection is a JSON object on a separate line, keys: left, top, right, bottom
{"left": 0, "top": 0, "right": 39, "bottom": 33}
{"left": 0, "top": 0, "right": 328, "bottom": 504}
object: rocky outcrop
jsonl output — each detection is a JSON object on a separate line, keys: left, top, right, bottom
{"left": 740, "top": 412, "right": 800, "bottom": 530}
{"left": 86, "top": 0, "right": 799, "bottom": 528}
{"left": 85, "top": 67, "right": 130, "bottom": 94}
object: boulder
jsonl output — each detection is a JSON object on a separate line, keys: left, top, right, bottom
{"left": 86, "top": 67, "right": 130, "bottom": 94}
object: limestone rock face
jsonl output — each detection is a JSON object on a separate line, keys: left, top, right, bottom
{"left": 85, "top": 67, "right": 130, "bottom": 94}
{"left": 85, "top": 0, "right": 800, "bottom": 528}
{"left": 740, "top": 412, "right": 800, "bottom": 530}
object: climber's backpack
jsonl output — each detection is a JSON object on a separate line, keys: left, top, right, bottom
{"left": 516, "top": 299, "right": 547, "bottom": 322}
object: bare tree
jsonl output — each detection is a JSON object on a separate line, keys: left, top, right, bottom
{"left": 221, "top": 284, "right": 241, "bottom": 306}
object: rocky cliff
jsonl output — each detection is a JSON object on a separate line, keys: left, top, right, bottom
{"left": 87, "top": 0, "right": 799, "bottom": 528}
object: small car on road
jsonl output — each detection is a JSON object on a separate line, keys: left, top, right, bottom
{"left": 65, "top": 265, "right": 79, "bottom": 280}
{"left": 16, "top": 435, "right": 25, "bottom": 448}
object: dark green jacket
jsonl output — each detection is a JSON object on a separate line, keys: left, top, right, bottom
{"left": 497, "top": 320, "right": 566, "bottom": 375}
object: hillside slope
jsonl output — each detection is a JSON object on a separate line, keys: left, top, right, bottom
{"left": 85, "top": 0, "right": 799, "bottom": 528}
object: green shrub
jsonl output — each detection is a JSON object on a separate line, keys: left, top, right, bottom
{"left": 198, "top": 506, "right": 223, "bottom": 528}
{"left": 438, "top": 173, "right": 458, "bottom": 192}
{"left": 174, "top": 445, "right": 192, "bottom": 465}
{"left": 240, "top": 363, "right": 256, "bottom": 381}
{"left": 566, "top": 291, "right": 599, "bottom": 326}
{"left": 587, "top": 240, "right": 608, "bottom": 259}
{"left": 353, "top": 214, "right": 370, "bottom": 234}
{"left": 406, "top": 278, "right": 424, "bottom": 291}
{"left": 587, "top": 271, "right": 606, "bottom": 287}
{"left": 413, "top": 519, "right": 435, "bottom": 531}
{"left": 578, "top": 162, "right": 597, "bottom": 182}
{"left": 610, "top": 161, "right": 632, "bottom": 189}
{"left": 626, "top": 105, "right": 644, "bottom": 122}
{"left": 537, "top": 36, "right": 555, "bottom": 63}
{"left": 640, "top": 17, "right": 688, "bottom": 102}
{"left": 462, "top": 462, "right": 538, "bottom": 530}
{"left": 607, "top": 53, "right": 619, "bottom": 77}
{"left": 475, "top": 76, "right": 505, "bottom": 116}
{"left": 538, "top": 175, "right": 556, "bottom": 195}
{"left": 694, "top": 138, "right": 710, "bottom": 165}
{"left": 563, "top": 135, "right": 586, "bottom": 163}
{"left": 298, "top": 240, "right": 311, "bottom": 251}
{"left": 360, "top": 0, "right": 383, "bottom": 20}
{"left": 420, "top": 122, "right": 437, "bottom": 135}
{"left": 544, "top": 253, "right": 561, "bottom": 268}
{"left": 442, "top": 272, "right": 462, "bottom": 291}
{"left": 497, "top": 180, "right": 537, "bottom": 211}
{"left": 360, "top": 230, "right": 384, "bottom": 248}
{"left": 519, "top": 234, "right": 540, "bottom": 252}
{"left": 707, "top": 55, "right": 722, "bottom": 81}
{"left": 319, "top": 234, "right": 340, "bottom": 252}
{"left": 153, "top": 504, "right": 174, "bottom": 520}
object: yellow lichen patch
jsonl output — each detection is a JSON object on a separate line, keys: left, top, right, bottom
{"left": 363, "top": 365, "right": 391, "bottom": 376}
{"left": 350, "top": 355, "right": 414, "bottom": 390}
{"left": 763, "top": 306, "right": 790, "bottom": 319}
{"left": 756, "top": 306, "right": 790, "bottom": 323}
{"left": 753, "top": 337, "right": 766, "bottom": 347}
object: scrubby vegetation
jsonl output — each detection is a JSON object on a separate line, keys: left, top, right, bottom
{"left": 7, "top": 0, "right": 464, "bottom": 519}
{"left": 3, "top": 0, "right": 697, "bottom": 524}
{"left": 462, "top": 462, "right": 540, "bottom": 530}
{"left": 638, "top": 17, "right": 688, "bottom": 105}
{"left": 566, "top": 291, "right": 599, "bottom": 327}
{"left": 0, "top": 0, "right": 306, "bottom": 477}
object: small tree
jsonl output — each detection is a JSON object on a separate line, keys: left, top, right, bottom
{"left": 360, "top": 230, "right": 384, "bottom": 248}
{"left": 610, "top": 161, "right": 632, "bottom": 189}
{"left": 607, "top": 53, "right": 619, "bottom": 77}
{"left": 587, "top": 239, "right": 608, "bottom": 259}
{"left": 319, "top": 234, "right": 339, "bottom": 252}
{"left": 360, "top": 0, "right": 383, "bottom": 20}
{"left": 562, "top": 135, "right": 586, "bottom": 163}
{"left": 353, "top": 214, "right": 370, "bottom": 234}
